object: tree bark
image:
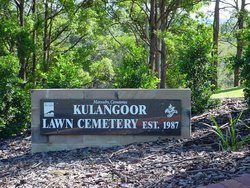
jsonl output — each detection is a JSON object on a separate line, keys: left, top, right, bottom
{"left": 17, "top": 0, "right": 27, "bottom": 80}
{"left": 159, "top": 0, "right": 167, "bottom": 88}
{"left": 32, "top": 0, "right": 37, "bottom": 84}
{"left": 160, "top": 40, "right": 167, "bottom": 88}
{"left": 234, "top": 0, "right": 245, "bottom": 87}
{"left": 212, "top": 0, "right": 219, "bottom": 89}
{"left": 149, "top": 0, "right": 157, "bottom": 71}
{"left": 43, "top": 0, "right": 49, "bottom": 72}
{"left": 156, "top": 37, "right": 161, "bottom": 88}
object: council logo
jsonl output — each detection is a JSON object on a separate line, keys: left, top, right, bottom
{"left": 44, "top": 102, "right": 54, "bottom": 117}
{"left": 165, "top": 104, "right": 178, "bottom": 118}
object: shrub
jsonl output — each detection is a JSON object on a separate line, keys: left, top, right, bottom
{"left": 0, "top": 55, "right": 30, "bottom": 139}
{"left": 90, "top": 58, "right": 115, "bottom": 88}
{"left": 178, "top": 24, "right": 213, "bottom": 114}
{"left": 46, "top": 55, "right": 92, "bottom": 88}
{"left": 242, "top": 31, "right": 250, "bottom": 107}
{"left": 114, "top": 46, "right": 159, "bottom": 89}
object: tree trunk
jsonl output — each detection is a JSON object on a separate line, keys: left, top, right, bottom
{"left": 32, "top": 0, "right": 37, "bottom": 84}
{"left": 159, "top": 0, "right": 167, "bottom": 88}
{"left": 160, "top": 40, "right": 167, "bottom": 88}
{"left": 47, "top": 15, "right": 53, "bottom": 70}
{"left": 156, "top": 37, "right": 161, "bottom": 88}
{"left": 234, "top": 0, "right": 245, "bottom": 87}
{"left": 149, "top": 0, "right": 157, "bottom": 71}
{"left": 43, "top": 0, "right": 49, "bottom": 72}
{"left": 17, "top": 0, "right": 27, "bottom": 80}
{"left": 212, "top": 0, "right": 219, "bottom": 89}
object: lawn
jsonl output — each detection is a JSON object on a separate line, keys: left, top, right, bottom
{"left": 211, "top": 87, "right": 244, "bottom": 99}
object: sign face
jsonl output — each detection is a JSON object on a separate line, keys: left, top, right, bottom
{"left": 40, "top": 99, "right": 182, "bottom": 135}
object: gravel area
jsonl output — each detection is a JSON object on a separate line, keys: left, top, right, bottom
{"left": 0, "top": 99, "right": 249, "bottom": 188}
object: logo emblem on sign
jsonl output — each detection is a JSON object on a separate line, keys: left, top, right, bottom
{"left": 165, "top": 104, "right": 178, "bottom": 118}
{"left": 44, "top": 102, "right": 54, "bottom": 117}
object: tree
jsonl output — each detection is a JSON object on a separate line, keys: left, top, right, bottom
{"left": 241, "top": 23, "right": 250, "bottom": 106}
{"left": 212, "top": 0, "right": 220, "bottom": 89}
{"left": 220, "top": 0, "right": 249, "bottom": 86}
{"left": 235, "top": 0, "right": 246, "bottom": 86}
{"left": 104, "top": 0, "right": 201, "bottom": 88}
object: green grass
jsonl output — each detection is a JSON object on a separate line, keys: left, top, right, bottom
{"left": 211, "top": 87, "right": 244, "bottom": 99}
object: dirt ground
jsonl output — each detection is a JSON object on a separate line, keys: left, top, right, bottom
{"left": 0, "top": 99, "right": 249, "bottom": 188}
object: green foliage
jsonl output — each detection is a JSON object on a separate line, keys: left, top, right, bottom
{"left": 90, "top": 58, "right": 115, "bottom": 88}
{"left": 0, "top": 55, "right": 30, "bottom": 139}
{"left": 162, "top": 32, "right": 185, "bottom": 88}
{"left": 0, "top": 19, "right": 19, "bottom": 56}
{"left": 242, "top": 30, "right": 250, "bottom": 106}
{"left": 15, "top": 29, "right": 34, "bottom": 59}
{"left": 0, "top": 0, "right": 248, "bottom": 139}
{"left": 114, "top": 45, "right": 159, "bottom": 89}
{"left": 210, "top": 112, "right": 250, "bottom": 151}
{"left": 217, "top": 62, "right": 234, "bottom": 89}
{"left": 46, "top": 55, "right": 92, "bottom": 88}
{"left": 178, "top": 24, "right": 213, "bottom": 114}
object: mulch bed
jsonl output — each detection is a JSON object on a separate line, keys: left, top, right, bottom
{"left": 0, "top": 99, "right": 249, "bottom": 188}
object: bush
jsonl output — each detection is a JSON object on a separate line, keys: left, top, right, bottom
{"left": 178, "top": 24, "right": 213, "bottom": 114}
{"left": 90, "top": 58, "right": 115, "bottom": 88}
{"left": 46, "top": 55, "right": 92, "bottom": 88}
{"left": 114, "top": 45, "right": 159, "bottom": 88}
{"left": 0, "top": 55, "right": 30, "bottom": 139}
{"left": 242, "top": 31, "right": 250, "bottom": 107}
{"left": 241, "top": 46, "right": 250, "bottom": 108}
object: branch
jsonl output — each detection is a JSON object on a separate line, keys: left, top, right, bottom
{"left": 220, "top": 0, "right": 237, "bottom": 9}
{"left": 166, "top": 9, "right": 183, "bottom": 30}
{"left": 47, "top": 8, "right": 63, "bottom": 20}
{"left": 157, "top": 0, "right": 176, "bottom": 23}
{"left": 63, "top": 36, "right": 84, "bottom": 53}
{"left": 55, "top": 32, "right": 72, "bottom": 46}
{"left": 129, "top": 21, "right": 150, "bottom": 46}
{"left": 219, "top": 6, "right": 236, "bottom": 10}
{"left": 50, "top": 24, "right": 70, "bottom": 44}
{"left": 107, "top": 28, "right": 136, "bottom": 57}
{"left": 131, "top": 20, "right": 150, "bottom": 45}
{"left": 221, "top": 39, "right": 237, "bottom": 48}
{"left": 26, "top": 0, "right": 33, "bottom": 16}
{"left": 127, "top": 5, "right": 150, "bottom": 45}
{"left": 144, "top": 1, "right": 150, "bottom": 12}
{"left": 14, "top": 0, "right": 20, "bottom": 8}
{"left": 132, "top": 0, "right": 149, "bottom": 20}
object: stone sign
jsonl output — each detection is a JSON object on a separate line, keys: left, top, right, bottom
{"left": 31, "top": 89, "right": 191, "bottom": 153}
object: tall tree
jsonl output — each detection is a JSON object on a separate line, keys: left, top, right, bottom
{"left": 149, "top": 0, "right": 158, "bottom": 71}
{"left": 105, "top": 0, "right": 201, "bottom": 88}
{"left": 235, "top": 0, "right": 246, "bottom": 86}
{"left": 212, "top": 0, "right": 220, "bottom": 89}
{"left": 32, "top": 0, "right": 37, "bottom": 84}
{"left": 15, "top": 0, "right": 27, "bottom": 80}
{"left": 220, "top": 0, "right": 248, "bottom": 86}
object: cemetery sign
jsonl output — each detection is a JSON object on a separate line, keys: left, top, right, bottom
{"left": 31, "top": 89, "right": 191, "bottom": 153}
{"left": 40, "top": 99, "right": 181, "bottom": 135}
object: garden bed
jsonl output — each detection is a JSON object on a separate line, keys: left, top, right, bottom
{"left": 0, "top": 99, "right": 249, "bottom": 188}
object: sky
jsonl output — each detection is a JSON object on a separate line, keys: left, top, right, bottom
{"left": 199, "top": 0, "right": 250, "bottom": 23}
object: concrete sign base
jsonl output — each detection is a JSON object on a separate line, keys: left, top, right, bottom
{"left": 31, "top": 89, "right": 191, "bottom": 153}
